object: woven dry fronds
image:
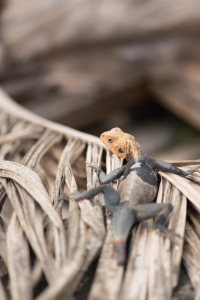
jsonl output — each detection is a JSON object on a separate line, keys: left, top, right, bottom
{"left": 0, "top": 87, "right": 200, "bottom": 300}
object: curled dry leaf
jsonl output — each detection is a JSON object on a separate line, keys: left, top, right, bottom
{"left": 7, "top": 212, "right": 32, "bottom": 300}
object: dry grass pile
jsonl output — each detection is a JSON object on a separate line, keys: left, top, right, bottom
{"left": 0, "top": 89, "right": 199, "bottom": 300}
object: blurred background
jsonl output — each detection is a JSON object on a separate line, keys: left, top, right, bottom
{"left": 1, "top": 0, "right": 200, "bottom": 160}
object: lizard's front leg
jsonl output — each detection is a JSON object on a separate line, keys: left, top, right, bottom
{"left": 86, "top": 162, "right": 125, "bottom": 184}
{"left": 151, "top": 159, "right": 199, "bottom": 177}
{"left": 62, "top": 163, "right": 125, "bottom": 201}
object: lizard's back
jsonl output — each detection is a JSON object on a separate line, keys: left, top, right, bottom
{"left": 117, "top": 156, "right": 158, "bottom": 206}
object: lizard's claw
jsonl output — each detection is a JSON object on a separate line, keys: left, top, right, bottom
{"left": 85, "top": 162, "right": 102, "bottom": 173}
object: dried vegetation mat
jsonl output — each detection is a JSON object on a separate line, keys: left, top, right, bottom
{"left": 0, "top": 88, "right": 200, "bottom": 300}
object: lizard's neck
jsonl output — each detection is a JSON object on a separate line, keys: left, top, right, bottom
{"left": 126, "top": 141, "right": 142, "bottom": 161}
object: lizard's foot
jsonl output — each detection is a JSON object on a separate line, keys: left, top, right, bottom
{"left": 186, "top": 166, "right": 200, "bottom": 176}
{"left": 154, "top": 225, "right": 182, "bottom": 244}
{"left": 58, "top": 191, "right": 83, "bottom": 201}
{"left": 85, "top": 162, "right": 102, "bottom": 173}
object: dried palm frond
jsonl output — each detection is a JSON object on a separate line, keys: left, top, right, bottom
{"left": 0, "top": 87, "right": 200, "bottom": 300}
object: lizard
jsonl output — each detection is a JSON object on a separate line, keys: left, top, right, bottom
{"left": 66, "top": 127, "right": 198, "bottom": 265}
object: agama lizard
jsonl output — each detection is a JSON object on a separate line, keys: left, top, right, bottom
{"left": 67, "top": 127, "right": 198, "bottom": 265}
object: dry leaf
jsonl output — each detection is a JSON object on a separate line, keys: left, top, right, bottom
{"left": 0, "top": 87, "right": 200, "bottom": 299}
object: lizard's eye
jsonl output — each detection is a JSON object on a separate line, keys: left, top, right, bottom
{"left": 107, "top": 138, "right": 113, "bottom": 143}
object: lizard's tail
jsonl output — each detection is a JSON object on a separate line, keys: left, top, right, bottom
{"left": 115, "top": 239, "right": 126, "bottom": 265}
{"left": 112, "top": 204, "right": 137, "bottom": 265}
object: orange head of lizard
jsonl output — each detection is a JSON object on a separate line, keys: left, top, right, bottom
{"left": 100, "top": 127, "right": 141, "bottom": 160}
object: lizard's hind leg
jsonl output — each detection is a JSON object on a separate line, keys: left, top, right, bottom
{"left": 111, "top": 202, "right": 175, "bottom": 265}
{"left": 135, "top": 203, "right": 179, "bottom": 241}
